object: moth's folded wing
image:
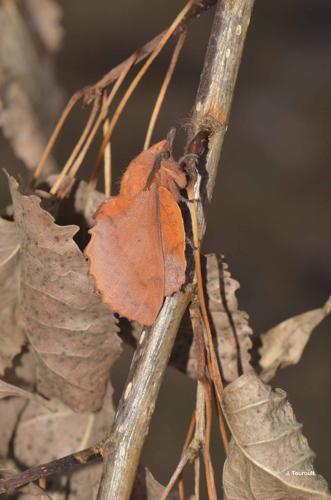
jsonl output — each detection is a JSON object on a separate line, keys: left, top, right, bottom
{"left": 86, "top": 189, "right": 164, "bottom": 326}
{"left": 159, "top": 186, "right": 186, "bottom": 296}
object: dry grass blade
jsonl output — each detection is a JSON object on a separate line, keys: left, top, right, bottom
{"left": 144, "top": 31, "right": 187, "bottom": 150}
{"left": 222, "top": 374, "right": 330, "bottom": 499}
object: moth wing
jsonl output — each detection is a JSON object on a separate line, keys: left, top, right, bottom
{"left": 159, "top": 186, "right": 186, "bottom": 296}
{"left": 86, "top": 188, "right": 164, "bottom": 326}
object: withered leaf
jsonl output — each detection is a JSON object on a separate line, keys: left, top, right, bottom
{"left": 0, "top": 217, "right": 25, "bottom": 375}
{"left": 0, "top": 1, "right": 62, "bottom": 173}
{"left": 74, "top": 180, "right": 107, "bottom": 228}
{"left": 9, "top": 176, "right": 121, "bottom": 411}
{"left": 25, "top": 0, "right": 64, "bottom": 53}
{"left": 86, "top": 140, "right": 187, "bottom": 326}
{"left": 0, "top": 397, "right": 26, "bottom": 458}
{"left": 222, "top": 374, "right": 330, "bottom": 499}
{"left": 0, "top": 379, "right": 57, "bottom": 412}
{"left": 14, "top": 383, "right": 114, "bottom": 468}
{"left": 132, "top": 467, "right": 179, "bottom": 500}
{"left": 204, "top": 253, "right": 253, "bottom": 382}
{"left": 260, "top": 296, "right": 331, "bottom": 382}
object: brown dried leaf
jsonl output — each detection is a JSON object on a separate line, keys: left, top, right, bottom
{"left": 0, "top": 217, "right": 25, "bottom": 375}
{"left": 132, "top": 467, "right": 175, "bottom": 500}
{"left": 0, "top": 397, "right": 26, "bottom": 458}
{"left": 222, "top": 374, "right": 330, "bottom": 500}
{"left": 260, "top": 296, "right": 331, "bottom": 382}
{"left": 14, "top": 383, "right": 114, "bottom": 468}
{"left": 25, "top": 0, "right": 64, "bottom": 52}
{"left": 0, "top": 2, "right": 62, "bottom": 173}
{"left": 204, "top": 253, "right": 253, "bottom": 382}
{"left": 9, "top": 176, "right": 121, "bottom": 411}
{"left": 0, "top": 379, "right": 57, "bottom": 412}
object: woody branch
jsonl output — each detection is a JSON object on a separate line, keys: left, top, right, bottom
{"left": 97, "top": 1, "right": 255, "bottom": 500}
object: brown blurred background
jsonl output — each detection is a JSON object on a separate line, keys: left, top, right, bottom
{"left": 1, "top": 0, "right": 330, "bottom": 495}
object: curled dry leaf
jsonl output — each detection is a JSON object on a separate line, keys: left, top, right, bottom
{"left": 222, "top": 374, "right": 330, "bottom": 500}
{"left": 0, "top": 217, "right": 25, "bottom": 375}
{"left": 9, "top": 175, "right": 121, "bottom": 412}
{"left": 0, "top": 1, "right": 62, "bottom": 172}
{"left": 204, "top": 253, "right": 253, "bottom": 382}
{"left": 260, "top": 296, "right": 331, "bottom": 382}
{"left": 86, "top": 139, "right": 187, "bottom": 326}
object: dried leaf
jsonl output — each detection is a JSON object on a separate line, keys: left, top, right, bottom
{"left": 0, "top": 217, "right": 25, "bottom": 375}
{"left": 0, "top": 379, "right": 57, "bottom": 412}
{"left": 260, "top": 296, "right": 331, "bottom": 382}
{"left": 0, "top": 2, "right": 62, "bottom": 172}
{"left": 68, "top": 464, "right": 102, "bottom": 500}
{"left": 222, "top": 374, "right": 330, "bottom": 499}
{"left": 86, "top": 139, "right": 187, "bottom": 326}
{"left": 25, "top": 0, "right": 63, "bottom": 52}
{"left": 0, "top": 350, "right": 36, "bottom": 458}
{"left": 74, "top": 180, "right": 107, "bottom": 228}
{"left": 0, "top": 397, "right": 26, "bottom": 458}
{"left": 132, "top": 467, "right": 177, "bottom": 500}
{"left": 204, "top": 253, "right": 253, "bottom": 382}
{"left": 9, "top": 176, "right": 121, "bottom": 411}
{"left": 14, "top": 383, "right": 114, "bottom": 467}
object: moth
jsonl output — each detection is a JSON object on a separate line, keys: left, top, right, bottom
{"left": 86, "top": 133, "right": 187, "bottom": 325}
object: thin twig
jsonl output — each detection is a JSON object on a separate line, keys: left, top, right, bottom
{"left": 194, "top": 455, "right": 200, "bottom": 500}
{"left": 203, "top": 382, "right": 218, "bottom": 499}
{"left": 97, "top": 1, "right": 255, "bottom": 499}
{"left": 187, "top": 177, "right": 229, "bottom": 453}
{"left": 32, "top": 91, "right": 84, "bottom": 183}
{"left": 49, "top": 94, "right": 101, "bottom": 195}
{"left": 143, "top": 30, "right": 187, "bottom": 150}
{"left": 160, "top": 382, "right": 205, "bottom": 500}
{"left": 92, "top": 1, "right": 193, "bottom": 185}
{"left": 0, "top": 442, "right": 103, "bottom": 495}
{"left": 178, "top": 412, "right": 195, "bottom": 499}
{"left": 32, "top": 0, "right": 217, "bottom": 185}
{"left": 103, "top": 120, "right": 112, "bottom": 197}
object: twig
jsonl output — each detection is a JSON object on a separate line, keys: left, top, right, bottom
{"left": 103, "top": 120, "right": 112, "bottom": 197}
{"left": 187, "top": 176, "right": 229, "bottom": 453}
{"left": 178, "top": 412, "right": 195, "bottom": 500}
{"left": 160, "top": 382, "right": 205, "bottom": 500}
{"left": 32, "top": 0, "right": 217, "bottom": 184}
{"left": 91, "top": 1, "right": 193, "bottom": 184}
{"left": 0, "top": 442, "right": 103, "bottom": 495}
{"left": 97, "top": 1, "right": 255, "bottom": 499}
{"left": 143, "top": 30, "right": 187, "bottom": 150}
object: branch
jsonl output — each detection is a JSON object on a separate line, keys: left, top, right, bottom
{"left": 97, "top": 1, "right": 255, "bottom": 499}
{"left": 0, "top": 443, "right": 103, "bottom": 495}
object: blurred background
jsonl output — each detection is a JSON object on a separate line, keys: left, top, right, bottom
{"left": 1, "top": 0, "right": 330, "bottom": 495}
